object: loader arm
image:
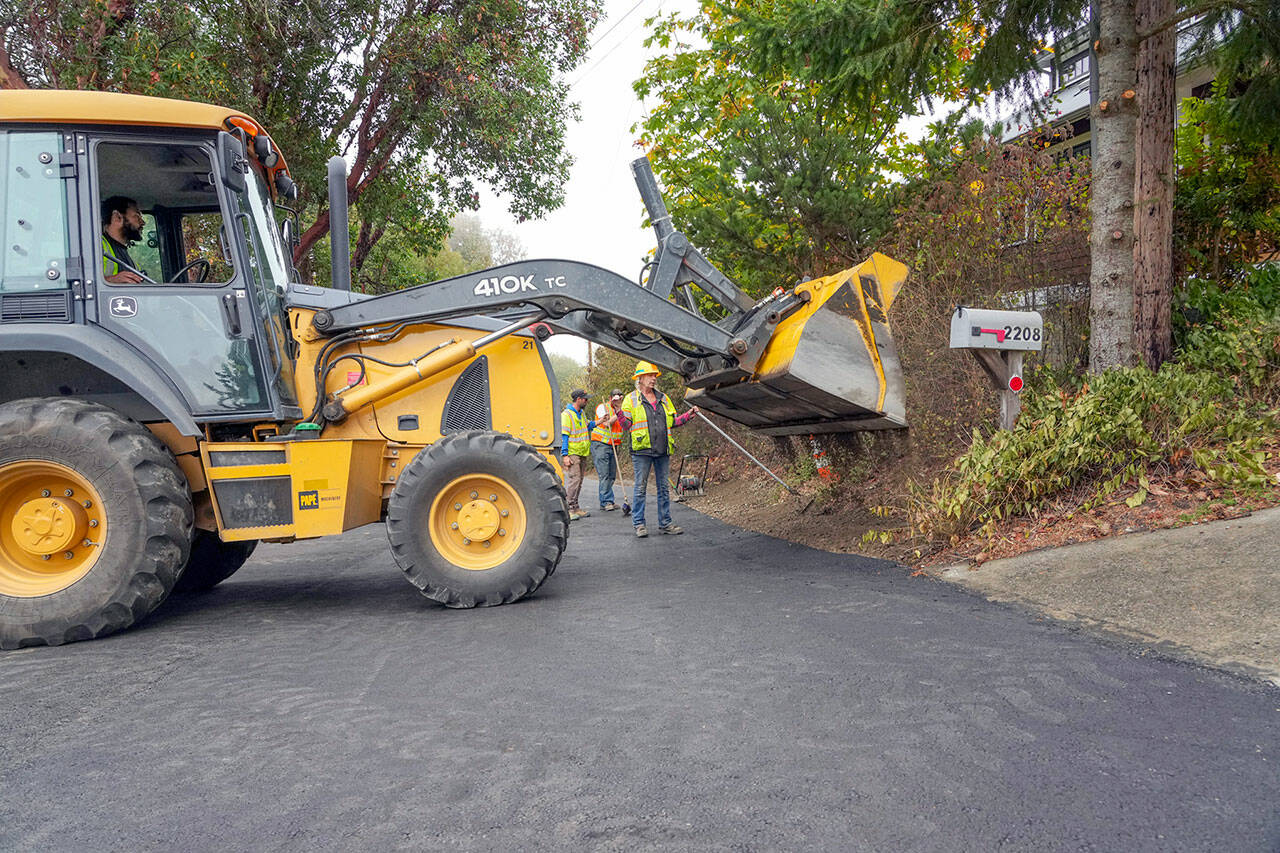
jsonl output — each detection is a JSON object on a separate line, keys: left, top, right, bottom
{"left": 310, "top": 258, "right": 800, "bottom": 376}
{"left": 308, "top": 157, "right": 910, "bottom": 435}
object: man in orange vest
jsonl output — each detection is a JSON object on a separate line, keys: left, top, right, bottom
{"left": 589, "top": 389, "right": 625, "bottom": 512}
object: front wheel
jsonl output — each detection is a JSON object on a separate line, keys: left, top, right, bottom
{"left": 0, "top": 398, "right": 192, "bottom": 648}
{"left": 386, "top": 431, "right": 567, "bottom": 608}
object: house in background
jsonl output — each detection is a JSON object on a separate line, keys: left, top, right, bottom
{"left": 1000, "top": 19, "right": 1219, "bottom": 156}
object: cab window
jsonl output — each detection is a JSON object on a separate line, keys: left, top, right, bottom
{"left": 95, "top": 141, "right": 235, "bottom": 285}
{"left": 0, "top": 131, "right": 69, "bottom": 293}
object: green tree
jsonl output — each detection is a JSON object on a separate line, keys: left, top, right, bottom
{"left": 1174, "top": 82, "right": 1280, "bottom": 279}
{"left": 728, "top": 0, "right": 1280, "bottom": 371}
{"left": 547, "top": 353, "right": 587, "bottom": 408}
{"left": 633, "top": 3, "right": 930, "bottom": 297}
{"left": 0, "top": 0, "right": 598, "bottom": 285}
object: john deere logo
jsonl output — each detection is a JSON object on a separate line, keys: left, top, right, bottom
{"left": 298, "top": 490, "right": 320, "bottom": 510}
{"left": 108, "top": 296, "right": 138, "bottom": 318}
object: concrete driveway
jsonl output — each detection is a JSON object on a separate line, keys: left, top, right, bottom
{"left": 2, "top": 503, "right": 1277, "bottom": 851}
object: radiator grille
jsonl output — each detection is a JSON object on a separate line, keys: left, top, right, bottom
{"left": 1, "top": 292, "right": 72, "bottom": 322}
{"left": 441, "top": 356, "right": 492, "bottom": 433}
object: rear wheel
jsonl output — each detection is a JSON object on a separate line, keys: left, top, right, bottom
{"left": 0, "top": 398, "right": 192, "bottom": 649}
{"left": 173, "top": 530, "right": 257, "bottom": 593}
{"left": 386, "top": 431, "right": 567, "bottom": 608}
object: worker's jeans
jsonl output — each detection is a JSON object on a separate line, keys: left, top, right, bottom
{"left": 590, "top": 441, "right": 617, "bottom": 507}
{"left": 564, "top": 453, "right": 588, "bottom": 510}
{"left": 631, "top": 453, "right": 671, "bottom": 529}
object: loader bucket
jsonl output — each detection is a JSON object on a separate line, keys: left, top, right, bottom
{"left": 688, "top": 253, "right": 909, "bottom": 435}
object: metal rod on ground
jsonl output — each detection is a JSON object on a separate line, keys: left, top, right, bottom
{"left": 609, "top": 440, "right": 631, "bottom": 515}
{"left": 688, "top": 407, "right": 798, "bottom": 495}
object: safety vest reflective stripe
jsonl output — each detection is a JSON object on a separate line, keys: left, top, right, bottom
{"left": 102, "top": 236, "right": 121, "bottom": 275}
{"left": 590, "top": 420, "right": 622, "bottom": 444}
{"left": 621, "top": 390, "right": 675, "bottom": 454}
{"left": 561, "top": 406, "right": 590, "bottom": 455}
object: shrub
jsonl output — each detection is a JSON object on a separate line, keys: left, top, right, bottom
{"left": 911, "top": 269, "right": 1280, "bottom": 544}
{"left": 1174, "top": 87, "right": 1280, "bottom": 280}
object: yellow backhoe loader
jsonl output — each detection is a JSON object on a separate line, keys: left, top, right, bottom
{"left": 0, "top": 90, "right": 908, "bottom": 647}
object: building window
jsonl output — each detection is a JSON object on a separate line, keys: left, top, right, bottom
{"left": 1058, "top": 52, "right": 1089, "bottom": 88}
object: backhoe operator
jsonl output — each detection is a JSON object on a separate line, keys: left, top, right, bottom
{"left": 101, "top": 195, "right": 146, "bottom": 284}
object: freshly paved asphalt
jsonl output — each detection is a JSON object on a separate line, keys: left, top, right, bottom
{"left": 2, "top": 500, "right": 1277, "bottom": 851}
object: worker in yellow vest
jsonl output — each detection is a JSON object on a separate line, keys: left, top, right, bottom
{"left": 560, "top": 388, "right": 593, "bottom": 520}
{"left": 590, "top": 389, "right": 625, "bottom": 512}
{"left": 613, "top": 362, "right": 698, "bottom": 538}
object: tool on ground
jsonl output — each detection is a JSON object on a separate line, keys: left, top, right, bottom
{"left": 609, "top": 440, "right": 632, "bottom": 516}
{"left": 689, "top": 408, "right": 798, "bottom": 495}
{"left": 676, "top": 455, "right": 710, "bottom": 497}
{"left": 0, "top": 89, "right": 907, "bottom": 647}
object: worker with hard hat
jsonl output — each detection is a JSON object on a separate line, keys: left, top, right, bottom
{"left": 612, "top": 362, "right": 699, "bottom": 538}
{"left": 561, "top": 388, "right": 594, "bottom": 520}
{"left": 589, "top": 389, "right": 626, "bottom": 512}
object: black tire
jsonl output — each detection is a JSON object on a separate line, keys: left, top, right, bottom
{"left": 386, "top": 430, "right": 568, "bottom": 608}
{"left": 0, "top": 398, "right": 193, "bottom": 649}
{"left": 173, "top": 530, "right": 257, "bottom": 593}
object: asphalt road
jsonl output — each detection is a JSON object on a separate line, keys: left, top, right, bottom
{"left": 2, "top": 500, "right": 1277, "bottom": 851}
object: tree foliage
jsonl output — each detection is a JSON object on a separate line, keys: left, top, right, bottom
{"left": 727, "top": 0, "right": 1083, "bottom": 112}
{"left": 0, "top": 0, "right": 597, "bottom": 283}
{"left": 1183, "top": 2, "right": 1280, "bottom": 146}
{"left": 1174, "top": 83, "right": 1280, "bottom": 279}
{"left": 633, "top": 2, "right": 933, "bottom": 297}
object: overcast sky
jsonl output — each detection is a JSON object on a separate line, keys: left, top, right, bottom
{"left": 478, "top": 0, "right": 698, "bottom": 364}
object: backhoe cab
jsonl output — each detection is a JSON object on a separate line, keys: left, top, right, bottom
{"left": 0, "top": 91, "right": 908, "bottom": 648}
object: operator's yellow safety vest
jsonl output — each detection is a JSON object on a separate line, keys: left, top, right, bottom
{"left": 561, "top": 405, "right": 590, "bottom": 455}
{"left": 590, "top": 418, "right": 623, "bottom": 445}
{"left": 102, "top": 235, "right": 123, "bottom": 276}
{"left": 622, "top": 389, "right": 676, "bottom": 454}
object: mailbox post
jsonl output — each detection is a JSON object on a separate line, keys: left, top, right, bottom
{"left": 949, "top": 306, "right": 1044, "bottom": 430}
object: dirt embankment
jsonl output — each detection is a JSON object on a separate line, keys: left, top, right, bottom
{"left": 686, "top": 454, "right": 1280, "bottom": 571}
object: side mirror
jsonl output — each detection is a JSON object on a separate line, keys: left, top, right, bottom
{"left": 280, "top": 217, "right": 297, "bottom": 251}
{"left": 217, "top": 131, "right": 247, "bottom": 194}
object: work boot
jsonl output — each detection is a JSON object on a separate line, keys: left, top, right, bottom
{"left": 635, "top": 525, "right": 648, "bottom": 538}
{"left": 659, "top": 524, "right": 684, "bottom": 535}
{"left": 603, "top": 503, "right": 617, "bottom": 512}
{"left": 569, "top": 510, "right": 586, "bottom": 521}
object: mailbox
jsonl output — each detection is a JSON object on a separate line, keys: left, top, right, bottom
{"left": 950, "top": 306, "right": 1045, "bottom": 430}
{"left": 949, "top": 307, "right": 1044, "bottom": 352}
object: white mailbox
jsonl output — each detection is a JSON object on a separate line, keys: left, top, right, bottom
{"left": 949, "top": 307, "right": 1044, "bottom": 352}
{"left": 949, "top": 306, "right": 1046, "bottom": 430}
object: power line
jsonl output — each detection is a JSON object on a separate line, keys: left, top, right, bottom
{"left": 589, "top": 0, "right": 650, "bottom": 52}
{"left": 568, "top": 0, "right": 661, "bottom": 90}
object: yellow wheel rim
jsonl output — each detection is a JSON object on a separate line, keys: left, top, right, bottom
{"left": 0, "top": 461, "right": 107, "bottom": 597}
{"left": 428, "top": 474, "right": 527, "bottom": 571}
